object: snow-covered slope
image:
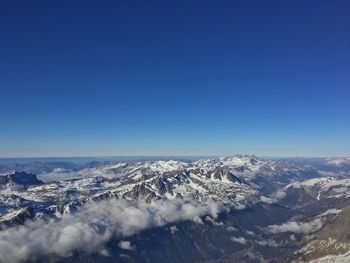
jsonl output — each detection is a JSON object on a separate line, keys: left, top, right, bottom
{"left": 1, "top": 155, "right": 350, "bottom": 262}
{"left": 1, "top": 155, "right": 314, "bottom": 225}
{"left": 0, "top": 157, "right": 259, "bottom": 225}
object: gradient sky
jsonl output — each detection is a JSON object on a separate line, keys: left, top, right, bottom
{"left": 0, "top": 0, "right": 349, "bottom": 157}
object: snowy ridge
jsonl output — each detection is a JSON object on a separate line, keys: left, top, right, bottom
{"left": 1, "top": 155, "right": 350, "bottom": 262}
{"left": 285, "top": 177, "right": 350, "bottom": 200}
{"left": 0, "top": 157, "right": 262, "bottom": 224}
{"left": 0, "top": 155, "right": 337, "bottom": 227}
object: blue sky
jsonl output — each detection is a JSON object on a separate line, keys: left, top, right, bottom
{"left": 0, "top": 0, "right": 349, "bottom": 157}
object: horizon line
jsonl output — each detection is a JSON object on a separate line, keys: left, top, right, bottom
{"left": 0, "top": 154, "right": 349, "bottom": 160}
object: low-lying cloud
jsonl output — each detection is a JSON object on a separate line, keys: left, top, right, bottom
{"left": 256, "top": 239, "right": 280, "bottom": 247}
{"left": 118, "top": 240, "right": 134, "bottom": 251}
{"left": 231, "top": 236, "right": 247, "bottom": 245}
{"left": 37, "top": 167, "right": 115, "bottom": 182}
{"left": 260, "top": 189, "right": 287, "bottom": 204}
{"left": 0, "top": 198, "right": 222, "bottom": 263}
{"left": 266, "top": 218, "right": 323, "bottom": 235}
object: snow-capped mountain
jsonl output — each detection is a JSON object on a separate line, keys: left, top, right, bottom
{"left": 0, "top": 155, "right": 323, "bottom": 226}
{"left": 1, "top": 155, "right": 350, "bottom": 263}
{"left": 0, "top": 157, "right": 259, "bottom": 225}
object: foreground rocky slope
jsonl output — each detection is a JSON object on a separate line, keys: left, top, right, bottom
{"left": 282, "top": 204, "right": 350, "bottom": 263}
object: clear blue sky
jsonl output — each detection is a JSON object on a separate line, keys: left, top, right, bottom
{"left": 0, "top": 0, "right": 349, "bottom": 157}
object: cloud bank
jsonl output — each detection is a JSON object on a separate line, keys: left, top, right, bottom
{"left": 37, "top": 167, "right": 114, "bottom": 182}
{"left": 260, "top": 189, "right": 287, "bottom": 204}
{"left": 266, "top": 218, "right": 323, "bottom": 235}
{"left": 0, "top": 198, "right": 222, "bottom": 263}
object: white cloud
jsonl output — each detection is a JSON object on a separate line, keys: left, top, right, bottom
{"left": 260, "top": 189, "right": 286, "bottom": 204}
{"left": 231, "top": 236, "right": 247, "bottom": 245}
{"left": 118, "top": 241, "right": 133, "bottom": 251}
{"left": 0, "top": 198, "right": 222, "bottom": 263}
{"left": 246, "top": 230, "right": 255, "bottom": 236}
{"left": 169, "top": 225, "right": 178, "bottom": 234}
{"left": 266, "top": 218, "right": 323, "bottom": 235}
{"left": 37, "top": 165, "right": 122, "bottom": 182}
{"left": 204, "top": 216, "right": 223, "bottom": 226}
{"left": 227, "top": 226, "right": 238, "bottom": 232}
{"left": 256, "top": 239, "right": 279, "bottom": 247}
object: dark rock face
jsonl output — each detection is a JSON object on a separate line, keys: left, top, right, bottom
{"left": 140, "top": 173, "right": 155, "bottom": 181}
{"left": 0, "top": 171, "right": 44, "bottom": 186}
{"left": 213, "top": 169, "right": 222, "bottom": 180}
{"left": 233, "top": 166, "right": 246, "bottom": 173}
{"left": 10, "top": 171, "right": 44, "bottom": 185}
{"left": 124, "top": 183, "right": 157, "bottom": 202}
{"left": 225, "top": 171, "right": 241, "bottom": 184}
{"left": 153, "top": 176, "right": 173, "bottom": 195}
{"left": 212, "top": 167, "right": 241, "bottom": 183}
{"left": 0, "top": 176, "right": 8, "bottom": 184}
{"left": 0, "top": 207, "right": 36, "bottom": 228}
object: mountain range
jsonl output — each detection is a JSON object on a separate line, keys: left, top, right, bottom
{"left": 1, "top": 155, "right": 350, "bottom": 263}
